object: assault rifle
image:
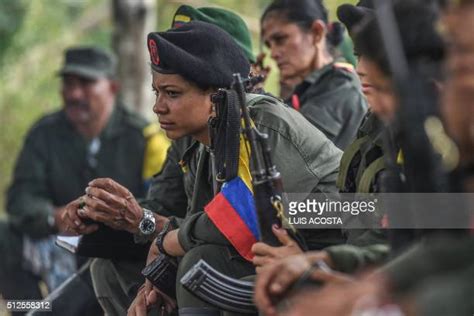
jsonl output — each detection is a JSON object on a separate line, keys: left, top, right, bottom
{"left": 181, "top": 74, "right": 305, "bottom": 313}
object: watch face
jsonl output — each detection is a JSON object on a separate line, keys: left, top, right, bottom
{"left": 140, "top": 219, "right": 155, "bottom": 235}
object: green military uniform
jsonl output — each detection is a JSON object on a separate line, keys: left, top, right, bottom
{"left": 141, "top": 20, "right": 345, "bottom": 315}
{"left": 292, "top": 62, "right": 368, "bottom": 150}
{"left": 174, "top": 93, "right": 344, "bottom": 310}
{"left": 0, "top": 103, "right": 169, "bottom": 300}
{"left": 413, "top": 239, "right": 474, "bottom": 316}
{"left": 321, "top": 112, "right": 391, "bottom": 274}
{"left": 95, "top": 94, "right": 346, "bottom": 314}
{"left": 90, "top": 136, "right": 190, "bottom": 316}
{"left": 377, "top": 234, "right": 474, "bottom": 316}
{"left": 316, "top": 1, "right": 391, "bottom": 275}
{"left": 382, "top": 235, "right": 474, "bottom": 296}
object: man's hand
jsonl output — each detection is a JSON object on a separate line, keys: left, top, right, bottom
{"left": 81, "top": 178, "right": 142, "bottom": 233}
{"left": 81, "top": 178, "right": 166, "bottom": 234}
{"left": 251, "top": 225, "right": 303, "bottom": 272}
{"left": 55, "top": 198, "right": 99, "bottom": 235}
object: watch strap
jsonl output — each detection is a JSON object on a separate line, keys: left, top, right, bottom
{"left": 155, "top": 219, "right": 175, "bottom": 256}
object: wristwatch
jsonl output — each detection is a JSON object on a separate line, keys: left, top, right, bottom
{"left": 136, "top": 208, "right": 156, "bottom": 243}
{"left": 155, "top": 219, "right": 175, "bottom": 256}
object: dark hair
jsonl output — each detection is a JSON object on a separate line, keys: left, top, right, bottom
{"left": 261, "top": 0, "right": 344, "bottom": 48}
{"left": 354, "top": 0, "right": 445, "bottom": 79}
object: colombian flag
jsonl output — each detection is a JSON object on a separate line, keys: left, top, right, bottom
{"left": 204, "top": 136, "right": 260, "bottom": 261}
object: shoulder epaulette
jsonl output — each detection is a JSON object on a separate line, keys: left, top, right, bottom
{"left": 334, "top": 62, "right": 355, "bottom": 73}
{"left": 142, "top": 125, "right": 170, "bottom": 180}
{"left": 397, "top": 150, "right": 404, "bottom": 165}
{"left": 142, "top": 123, "right": 160, "bottom": 138}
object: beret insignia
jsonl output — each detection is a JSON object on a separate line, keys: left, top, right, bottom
{"left": 173, "top": 14, "right": 191, "bottom": 28}
{"left": 148, "top": 39, "right": 160, "bottom": 65}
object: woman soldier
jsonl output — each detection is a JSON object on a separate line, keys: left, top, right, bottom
{"left": 260, "top": 0, "right": 368, "bottom": 150}
{"left": 75, "top": 21, "right": 344, "bottom": 315}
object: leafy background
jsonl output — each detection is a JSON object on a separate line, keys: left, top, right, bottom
{"left": 0, "top": 0, "right": 356, "bottom": 217}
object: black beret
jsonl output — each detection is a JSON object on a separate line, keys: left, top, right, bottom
{"left": 147, "top": 21, "right": 251, "bottom": 89}
{"left": 353, "top": 1, "right": 445, "bottom": 76}
{"left": 337, "top": 0, "right": 373, "bottom": 34}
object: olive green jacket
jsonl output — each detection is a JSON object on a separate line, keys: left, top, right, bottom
{"left": 382, "top": 234, "right": 474, "bottom": 295}
{"left": 156, "top": 94, "right": 345, "bottom": 252}
{"left": 294, "top": 63, "right": 368, "bottom": 150}
{"left": 325, "top": 112, "right": 390, "bottom": 274}
{"left": 7, "top": 104, "right": 169, "bottom": 238}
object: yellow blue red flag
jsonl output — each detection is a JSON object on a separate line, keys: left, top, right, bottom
{"left": 204, "top": 136, "right": 260, "bottom": 261}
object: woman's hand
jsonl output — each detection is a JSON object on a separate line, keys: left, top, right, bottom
{"left": 128, "top": 240, "right": 178, "bottom": 315}
{"left": 251, "top": 225, "right": 304, "bottom": 272}
{"left": 127, "top": 282, "right": 176, "bottom": 316}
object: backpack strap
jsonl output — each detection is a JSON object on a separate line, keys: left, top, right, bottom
{"left": 336, "top": 135, "right": 370, "bottom": 190}
{"left": 357, "top": 156, "right": 386, "bottom": 194}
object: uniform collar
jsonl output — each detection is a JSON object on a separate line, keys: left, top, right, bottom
{"left": 302, "top": 63, "right": 335, "bottom": 85}
{"left": 292, "top": 63, "right": 336, "bottom": 101}
{"left": 181, "top": 139, "right": 202, "bottom": 164}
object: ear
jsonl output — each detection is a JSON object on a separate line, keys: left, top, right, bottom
{"left": 310, "top": 20, "right": 326, "bottom": 45}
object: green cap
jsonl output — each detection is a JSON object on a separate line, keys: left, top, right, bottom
{"left": 58, "top": 46, "right": 117, "bottom": 79}
{"left": 171, "top": 5, "right": 256, "bottom": 63}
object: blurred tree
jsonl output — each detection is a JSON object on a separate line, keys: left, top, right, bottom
{"left": 0, "top": 0, "right": 27, "bottom": 66}
{"left": 113, "top": 0, "right": 157, "bottom": 116}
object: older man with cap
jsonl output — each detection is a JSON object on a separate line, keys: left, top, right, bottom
{"left": 0, "top": 46, "right": 169, "bottom": 313}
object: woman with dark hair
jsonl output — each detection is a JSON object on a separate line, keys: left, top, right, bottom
{"left": 261, "top": 0, "right": 367, "bottom": 150}
{"left": 75, "top": 20, "right": 344, "bottom": 315}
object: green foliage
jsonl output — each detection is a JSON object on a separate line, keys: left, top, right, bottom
{"left": 0, "top": 0, "right": 27, "bottom": 64}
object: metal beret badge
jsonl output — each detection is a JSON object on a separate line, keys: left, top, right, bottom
{"left": 148, "top": 39, "right": 160, "bottom": 66}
